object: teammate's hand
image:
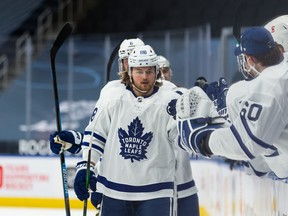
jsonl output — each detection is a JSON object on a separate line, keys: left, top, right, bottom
{"left": 49, "top": 130, "right": 82, "bottom": 154}
{"left": 205, "top": 77, "right": 228, "bottom": 118}
{"left": 176, "top": 86, "right": 226, "bottom": 156}
{"left": 74, "top": 161, "right": 97, "bottom": 201}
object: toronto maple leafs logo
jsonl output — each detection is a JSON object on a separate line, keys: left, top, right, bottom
{"left": 118, "top": 117, "right": 153, "bottom": 163}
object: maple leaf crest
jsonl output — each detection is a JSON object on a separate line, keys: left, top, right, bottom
{"left": 118, "top": 117, "right": 153, "bottom": 163}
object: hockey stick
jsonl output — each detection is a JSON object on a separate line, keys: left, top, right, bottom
{"left": 233, "top": 0, "right": 248, "bottom": 43}
{"left": 50, "top": 22, "right": 73, "bottom": 216}
{"left": 105, "top": 40, "right": 123, "bottom": 83}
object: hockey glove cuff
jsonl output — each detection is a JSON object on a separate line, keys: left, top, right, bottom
{"left": 49, "top": 130, "right": 83, "bottom": 154}
{"left": 177, "top": 117, "right": 223, "bottom": 157}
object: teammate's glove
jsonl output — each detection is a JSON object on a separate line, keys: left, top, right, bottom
{"left": 205, "top": 77, "right": 228, "bottom": 118}
{"left": 176, "top": 86, "right": 226, "bottom": 157}
{"left": 90, "top": 191, "right": 103, "bottom": 208}
{"left": 74, "top": 161, "right": 97, "bottom": 201}
{"left": 49, "top": 130, "right": 82, "bottom": 154}
{"left": 177, "top": 117, "right": 223, "bottom": 157}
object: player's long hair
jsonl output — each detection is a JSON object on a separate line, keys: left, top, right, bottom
{"left": 252, "top": 45, "right": 284, "bottom": 67}
{"left": 118, "top": 68, "right": 163, "bottom": 87}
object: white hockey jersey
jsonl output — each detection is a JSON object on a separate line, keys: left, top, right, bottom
{"left": 209, "top": 55, "right": 288, "bottom": 174}
{"left": 82, "top": 83, "right": 181, "bottom": 201}
{"left": 226, "top": 67, "right": 288, "bottom": 178}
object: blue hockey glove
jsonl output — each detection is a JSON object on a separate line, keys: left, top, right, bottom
{"left": 205, "top": 77, "right": 228, "bottom": 118}
{"left": 74, "top": 161, "right": 97, "bottom": 201}
{"left": 176, "top": 86, "right": 226, "bottom": 156}
{"left": 90, "top": 191, "right": 103, "bottom": 208}
{"left": 177, "top": 117, "right": 223, "bottom": 157}
{"left": 49, "top": 130, "right": 82, "bottom": 154}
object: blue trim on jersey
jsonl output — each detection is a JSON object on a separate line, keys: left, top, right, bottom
{"left": 82, "top": 142, "right": 104, "bottom": 154}
{"left": 177, "top": 135, "right": 188, "bottom": 151}
{"left": 245, "top": 161, "right": 267, "bottom": 177}
{"left": 84, "top": 131, "right": 106, "bottom": 143}
{"left": 265, "top": 150, "right": 279, "bottom": 157}
{"left": 230, "top": 125, "right": 255, "bottom": 159}
{"left": 240, "top": 115, "right": 276, "bottom": 150}
{"left": 177, "top": 180, "right": 195, "bottom": 191}
{"left": 98, "top": 175, "right": 174, "bottom": 193}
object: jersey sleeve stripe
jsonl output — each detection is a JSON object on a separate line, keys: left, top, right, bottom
{"left": 82, "top": 142, "right": 104, "bottom": 154}
{"left": 265, "top": 150, "right": 279, "bottom": 157}
{"left": 230, "top": 125, "right": 255, "bottom": 159}
{"left": 240, "top": 115, "right": 276, "bottom": 150}
{"left": 84, "top": 131, "right": 106, "bottom": 143}
{"left": 245, "top": 161, "right": 268, "bottom": 177}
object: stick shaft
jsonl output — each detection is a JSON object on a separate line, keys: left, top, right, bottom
{"left": 50, "top": 22, "right": 73, "bottom": 216}
{"left": 233, "top": 1, "right": 248, "bottom": 43}
{"left": 106, "top": 40, "right": 123, "bottom": 83}
{"left": 51, "top": 54, "right": 70, "bottom": 216}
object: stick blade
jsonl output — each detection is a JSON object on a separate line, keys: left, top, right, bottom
{"left": 52, "top": 22, "right": 73, "bottom": 50}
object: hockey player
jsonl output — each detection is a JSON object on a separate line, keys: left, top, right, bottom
{"left": 158, "top": 55, "right": 173, "bottom": 81}
{"left": 197, "top": 16, "right": 288, "bottom": 178}
{"left": 78, "top": 44, "right": 188, "bottom": 216}
{"left": 217, "top": 16, "right": 288, "bottom": 178}
{"left": 176, "top": 27, "right": 287, "bottom": 175}
{"left": 50, "top": 41, "right": 199, "bottom": 215}
{"left": 102, "top": 38, "right": 145, "bottom": 91}
{"left": 157, "top": 55, "right": 177, "bottom": 90}
{"left": 264, "top": 15, "right": 288, "bottom": 53}
{"left": 223, "top": 17, "right": 288, "bottom": 178}
{"left": 51, "top": 44, "right": 199, "bottom": 215}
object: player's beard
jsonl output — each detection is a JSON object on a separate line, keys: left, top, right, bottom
{"left": 132, "top": 80, "right": 155, "bottom": 96}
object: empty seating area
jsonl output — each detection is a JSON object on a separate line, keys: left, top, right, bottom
{"left": 0, "top": 0, "right": 287, "bottom": 91}
{"left": 0, "top": 0, "right": 92, "bottom": 91}
{"left": 0, "top": 0, "right": 44, "bottom": 36}
{"left": 76, "top": 0, "right": 288, "bottom": 37}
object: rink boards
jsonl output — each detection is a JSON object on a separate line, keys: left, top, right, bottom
{"left": 0, "top": 155, "right": 93, "bottom": 209}
{"left": 0, "top": 155, "right": 288, "bottom": 216}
